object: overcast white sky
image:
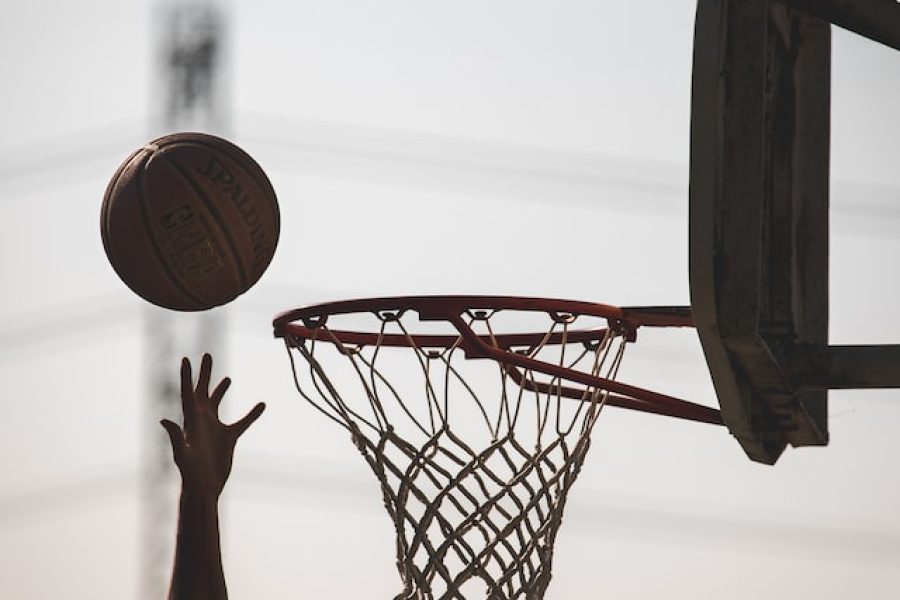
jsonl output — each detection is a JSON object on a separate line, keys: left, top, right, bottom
{"left": 1, "top": 1, "right": 899, "bottom": 599}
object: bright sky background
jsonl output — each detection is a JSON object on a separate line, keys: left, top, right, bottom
{"left": 1, "top": 1, "right": 899, "bottom": 599}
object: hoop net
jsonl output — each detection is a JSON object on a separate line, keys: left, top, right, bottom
{"left": 274, "top": 297, "right": 714, "bottom": 599}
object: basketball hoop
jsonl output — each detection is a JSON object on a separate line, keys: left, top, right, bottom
{"left": 273, "top": 296, "right": 720, "bottom": 599}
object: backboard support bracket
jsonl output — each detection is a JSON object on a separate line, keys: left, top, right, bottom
{"left": 786, "top": 344, "right": 900, "bottom": 389}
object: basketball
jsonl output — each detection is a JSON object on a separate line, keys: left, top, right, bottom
{"left": 101, "top": 132, "right": 280, "bottom": 311}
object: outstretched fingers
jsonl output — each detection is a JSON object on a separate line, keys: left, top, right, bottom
{"left": 197, "top": 353, "right": 213, "bottom": 397}
{"left": 211, "top": 377, "right": 232, "bottom": 409}
{"left": 179, "top": 357, "right": 193, "bottom": 415}
{"left": 176, "top": 354, "right": 259, "bottom": 439}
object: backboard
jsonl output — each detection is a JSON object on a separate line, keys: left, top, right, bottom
{"left": 689, "top": 0, "right": 900, "bottom": 464}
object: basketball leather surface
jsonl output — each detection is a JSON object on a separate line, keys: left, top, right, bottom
{"left": 101, "top": 132, "right": 280, "bottom": 311}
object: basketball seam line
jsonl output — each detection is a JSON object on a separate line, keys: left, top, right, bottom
{"left": 161, "top": 152, "right": 250, "bottom": 291}
{"left": 101, "top": 148, "right": 142, "bottom": 278}
{"left": 175, "top": 139, "right": 280, "bottom": 249}
{"left": 135, "top": 152, "right": 208, "bottom": 309}
{"left": 152, "top": 136, "right": 278, "bottom": 224}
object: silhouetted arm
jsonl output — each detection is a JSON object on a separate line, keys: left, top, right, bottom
{"left": 161, "top": 354, "right": 265, "bottom": 600}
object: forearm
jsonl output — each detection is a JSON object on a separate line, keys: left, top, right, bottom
{"left": 168, "top": 489, "right": 227, "bottom": 600}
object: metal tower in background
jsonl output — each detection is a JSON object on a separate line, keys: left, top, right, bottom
{"left": 142, "top": 4, "right": 229, "bottom": 599}
{"left": 161, "top": 3, "right": 228, "bottom": 132}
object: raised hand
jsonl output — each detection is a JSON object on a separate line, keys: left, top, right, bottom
{"left": 161, "top": 353, "right": 266, "bottom": 497}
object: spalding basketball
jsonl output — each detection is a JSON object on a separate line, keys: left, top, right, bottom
{"left": 101, "top": 132, "right": 279, "bottom": 311}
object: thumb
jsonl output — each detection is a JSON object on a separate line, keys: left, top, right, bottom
{"left": 160, "top": 419, "right": 186, "bottom": 459}
{"left": 231, "top": 402, "right": 266, "bottom": 439}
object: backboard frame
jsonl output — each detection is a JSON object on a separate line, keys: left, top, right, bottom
{"left": 690, "top": 0, "right": 900, "bottom": 464}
